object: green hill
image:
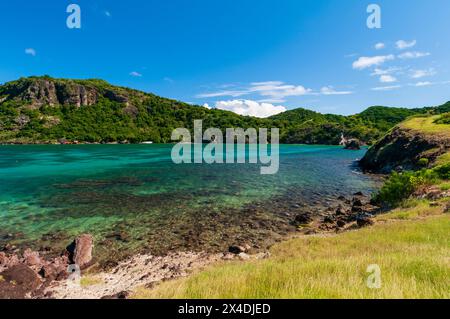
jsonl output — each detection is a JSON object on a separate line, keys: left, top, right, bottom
{"left": 0, "top": 76, "right": 268, "bottom": 144}
{"left": 0, "top": 76, "right": 447, "bottom": 145}
{"left": 360, "top": 113, "right": 450, "bottom": 173}
{"left": 269, "top": 105, "right": 427, "bottom": 145}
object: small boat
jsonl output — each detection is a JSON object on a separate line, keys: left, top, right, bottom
{"left": 141, "top": 141, "right": 154, "bottom": 144}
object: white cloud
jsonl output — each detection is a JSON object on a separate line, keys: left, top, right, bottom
{"left": 407, "top": 80, "right": 450, "bottom": 87}
{"left": 129, "top": 71, "right": 143, "bottom": 77}
{"left": 197, "top": 90, "right": 248, "bottom": 98}
{"left": 396, "top": 40, "right": 417, "bottom": 50}
{"left": 257, "top": 98, "right": 287, "bottom": 103}
{"left": 371, "top": 85, "right": 402, "bottom": 91}
{"left": 375, "top": 43, "right": 385, "bottom": 50}
{"left": 410, "top": 68, "right": 436, "bottom": 79}
{"left": 398, "top": 51, "right": 430, "bottom": 59}
{"left": 371, "top": 66, "right": 403, "bottom": 76}
{"left": 203, "top": 103, "right": 211, "bottom": 109}
{"left": 352, "top": 55, "right": 395, "bottom": 70}
{"left": 379, "top": 75, "right": 397, "bottom": 83}
{"left": 214, "top": 100, "right": 286, "bottom": 118}
{"left": 196, "top": 81, "right": 313, "bottom": 99}
{"left": 198, "top": 82, "right": 353, "bottom": 100}
{"left": 259, "top": 85, "right": 312, "bottom": 98}
{"left": 320, "top": 86, "right": 353, "bottom": 95}
{"left": 25, "top": 48, "right": 36, "bottom": 56}
{"left": 414, "top": 81, "right": 433, "bottom": 87}
{"left": 250, "top": 81, "right": 284, "bottom": 86}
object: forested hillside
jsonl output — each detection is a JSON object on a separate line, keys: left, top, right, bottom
{"left": 0, "top": 76, "right": 448, "bottom": 145}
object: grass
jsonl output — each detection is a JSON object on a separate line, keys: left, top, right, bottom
{"left": 400, "top": 114, "right": 450, "bottom": 138}
{"left": 80, "top": 275, "right": 104, "bottom": 287}
{"left": 376, "top": 199, "right": 443, "bottom": 221}
{"left": 436, "top": 152, "right": 450, "bottom": 166}
{"left": 132, "top": 202, "right": 450, "bottom": 299}
{"left": 439, "top": 182, "right": 450, "bottom": 191}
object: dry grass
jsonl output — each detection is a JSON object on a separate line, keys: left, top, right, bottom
{"left": 132, "top": 204, "right": 450, "bottom": 299}
{"left": 400, "top": 115, "right": 450, "bottom": 138}
{"left": 80, "top": 275, "right": 104, "bottom": 287}
{"left": 376, "top": 200, "right": 443, "bottom": 221}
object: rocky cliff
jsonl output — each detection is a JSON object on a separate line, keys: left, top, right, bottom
{"left": 360, "top": 115, "right": 450, "bottom": 173}
{"left": 0, "top": 77, "right": 141, "bottom": 109}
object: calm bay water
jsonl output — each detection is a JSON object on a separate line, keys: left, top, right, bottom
{"left": 0, "top": 144, "right": 378, "bottom": 265}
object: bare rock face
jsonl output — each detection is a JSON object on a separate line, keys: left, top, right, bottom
{"left": 105, "top": 90, "right": 129, "bottom": 104}
{"left": 39, "top": 256, "right": 69, "bottom": 281}
{"left": 1, "top": 78, "right": 100, "bottom": 109}
{"left": 66, "top": 234, "right": 94, "bottom": 268}
{"left": 22, "top": 249, "right": 44, "bottom": 269}
{"left": 0, "top": 264, "right": 42, "bottom": 299}
{"left": 344, "top": 139, "right": 362, "bottom": 150}
{"left": 23, "top": 79, "right": 59, "bottom": 108}
{"left": 0, "top": 252, "right": 20, "bottom": 272}
{"left": 360, "top": 126, "right": 450, "bottom": 173}
{"left": 55, "top": 82, "right": 99, "bottom": 107}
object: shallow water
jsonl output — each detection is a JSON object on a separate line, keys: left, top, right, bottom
{"left": 0, "top": 144, "right": 378, "bottom": 265}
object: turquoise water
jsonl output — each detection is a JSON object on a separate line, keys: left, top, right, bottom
{"left": 0, "top": 144, "right": 378, "bottom": 265}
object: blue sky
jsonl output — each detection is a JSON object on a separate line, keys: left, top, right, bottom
{"left": 1, "top": 1, "right": 449, "bottom": 116}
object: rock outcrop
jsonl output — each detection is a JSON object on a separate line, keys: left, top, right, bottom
{"left": 0, "top": 77, "right": 149, "bottom": 111}
{"left": 0, "top": 78, "right": 100, "bottom": 109}
{"left": 0, "top": 234, "right": 95, "bottom": 298}
{"left": 360, "top": 125, "right": 450, "bottom": 174}
{"left": 0, "top": 264, "right": 42, "bottom": 299}
{"left": 344, "top": 139, "right": 362, "bottom": 150}
{"left": 291, "top": 212, "right": 313, "bottom": 226}
{"left": 66, "top": 234, "right": 94, "bottom": 268}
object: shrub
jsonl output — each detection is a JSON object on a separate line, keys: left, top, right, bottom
{"left": 434, "top": 163, "right": 450, "bottom": 179}
{"left": 374, "top": 169, "right": 439, "bottom": 207}
{"left": 434, "top": 113, "right": 450, "bottom": 125}
{"left": 417, "top": 158, "right": 429, "bottom": 167}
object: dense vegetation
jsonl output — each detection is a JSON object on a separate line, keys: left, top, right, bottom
{"left": 0, "top": 76, "right": 448, "bottom": 144}
{"left": 371, "top": 113, "right": 450, "bottom": 207}
{"left": 373, "top": 163, "right": 450, "bottom": 207}
{"left": 435, "top": 113, "right": 450, "bottom": 124}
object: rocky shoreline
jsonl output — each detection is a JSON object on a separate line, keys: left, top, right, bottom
{"left": 360, "top": 125, "right": 450, "bottom": 173}
{"left": 0, "top": 190, "right": 381, "bottom": 299}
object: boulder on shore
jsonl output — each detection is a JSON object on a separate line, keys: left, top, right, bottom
{"left": 0, "top": 264, "right": 42, "bottom": 299}
{"left": 291, "top": 212, "right": 313, "bottom": 226}
{"left": 356, "top": 216, "right": 375, "bottom": 228}
{"left": 66, "top": 234, "right": 94, "bottom": 268}
{"left": 344, "top": 139, "right": 362, "bottom": 150}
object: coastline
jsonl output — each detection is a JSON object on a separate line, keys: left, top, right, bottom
{"left": 1, "top": 184, "right": 383, "bottom": 299}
